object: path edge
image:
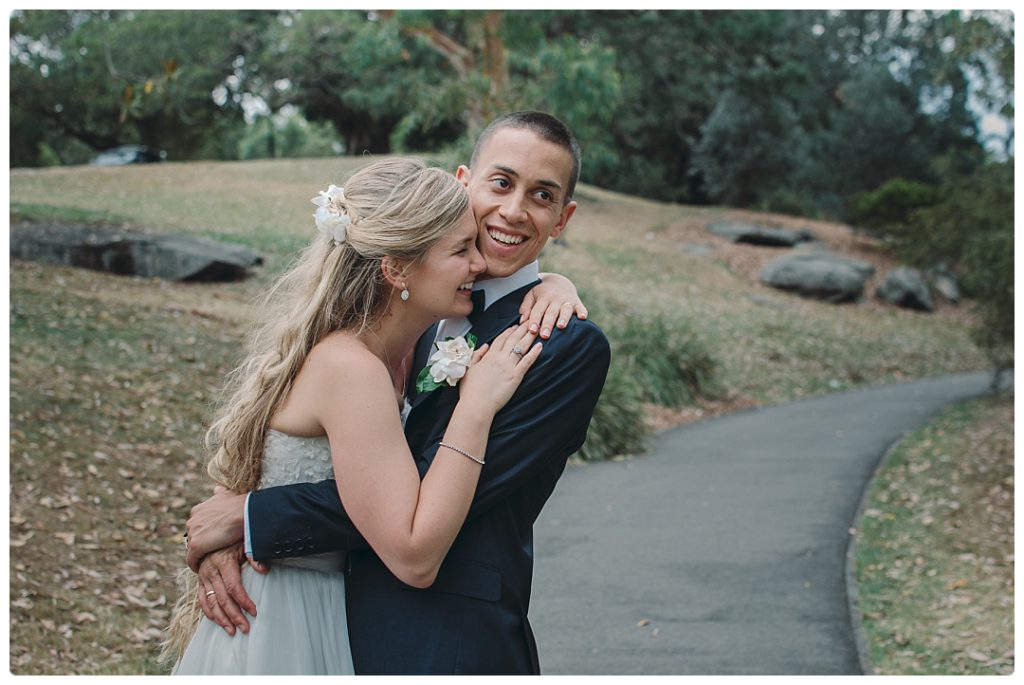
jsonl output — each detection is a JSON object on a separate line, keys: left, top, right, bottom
{"left": 842, "top": 377, "right": 1004, "bottom": 676}
{"left": 843, "top": 435, "right": 910, "bottom": 675}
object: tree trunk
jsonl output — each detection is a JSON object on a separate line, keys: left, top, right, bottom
{"left": 387, "top": 10, "right": 508, "bottom": 134}
{"left": 480, "top": 10, "right": 508, "bottom": 127}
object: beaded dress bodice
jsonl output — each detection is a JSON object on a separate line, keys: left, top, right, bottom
{"left": 259, "top": 430, "right": 334, "bottom": 490}
{"left": 259, "top": 399, "right": 410, "bottom": 491}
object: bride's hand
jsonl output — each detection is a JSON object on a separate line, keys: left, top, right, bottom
{"left": 458, "top": 323, "right": 542, "bottom": 415}
{"left": 519, "top": 272, "right": 588, "bottom": 339}
{"left": 196, "top": 542, "right": 267, "bottom": 636}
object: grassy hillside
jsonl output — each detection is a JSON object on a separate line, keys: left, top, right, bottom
{"left": 9, "top": 157, "right": 989, "bottom": 674}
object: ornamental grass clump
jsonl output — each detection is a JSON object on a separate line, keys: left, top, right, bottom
{"left": 572, "top": 302, "right": 720, "bottom": 461}
{"left": 568, "top": 288, "right": 650, "bottom": 462}
{"left": 612, "top": 314, "right": 718, "bottom": 407}
{"left": 576, "top": 360, "right": 649, "bottom": 462}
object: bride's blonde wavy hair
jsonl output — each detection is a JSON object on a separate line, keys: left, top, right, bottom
{"left": 160, "top": 158, "right": 469, "bottom": 665}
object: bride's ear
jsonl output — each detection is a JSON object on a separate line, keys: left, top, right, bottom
{"left": 380, "top": 256, "right": 412, "bottom": 291}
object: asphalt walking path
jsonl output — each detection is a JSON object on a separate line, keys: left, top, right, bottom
{"left": 530, "top": 371, "right": 1001, "bottom": 675}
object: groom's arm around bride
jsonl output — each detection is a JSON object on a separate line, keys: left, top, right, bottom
{"left": 249, "top": 292, "right": 609, "bottom": 674}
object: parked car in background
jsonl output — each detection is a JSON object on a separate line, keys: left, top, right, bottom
{"left": 90, "top": 145, "right": 166, "bottom": 166}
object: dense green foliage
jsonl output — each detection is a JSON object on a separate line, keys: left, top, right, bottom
{"left": 611, "top": 315, "right": 718, "bottom": 408}
{"left": 576, "top": 310, "right": 721, "bottom": 461}
{"left": 10, "top": 9, "right": 1013, "bottom": 363}
{"left": 12, "top": 11, "right": 1011, "bottom": 198}
{"left": 576, "top": 361, "right": 649, "bottom": 462}
{"left": 849, "top": 179, "right": 940, "bottom": 232}
{"left": 852, "top": 163, "right": 1013, "bottom": 367}
{"left": 910, "top": 164, "right": 1013, "bottom": 368}
{"left": 10, "top": 10, "right": 271, "bottom": 164}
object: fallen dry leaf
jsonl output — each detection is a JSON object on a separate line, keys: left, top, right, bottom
{"left": 54, "top": 532, "right": 76, "bottom": 546}
{"left": 11, "top": 532, "right": 35, "bottom": 547}
{"left": 129, "top": 627, "right": 163, "bottom": 643}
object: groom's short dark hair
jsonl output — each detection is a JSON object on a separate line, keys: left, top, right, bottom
{"left": 470, "top": 111, "right": 582, "bottom": 203}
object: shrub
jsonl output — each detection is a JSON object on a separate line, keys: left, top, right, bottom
{"left": 611, "top": 314, "right": 718, "bottom": 407}
{"left": 853, "top": 164, "right": 1012, "bottom": 369}
{"left": 571, "top": 301, "right": 720, "bottom": 461}
{"left": 576, "top": 359, "right": 649, "bottom": 462}
{"left": 963, "top": 227, "right": 1013, "bottom": 371}
{"left": 909, "top": 162, "right": 1014, "bottom": 370}
{"left": 848, "top": 177, "right": 939, "bottom": 234}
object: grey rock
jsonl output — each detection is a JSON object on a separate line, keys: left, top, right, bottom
{"left": 876, "top": 266, "right": 934, "bottom": 312}
{"left": 707, "top": 221, "right": 808, "bottom": 247}
{"left": 10, "top": 223, "right": 262, "bottom": 281}
{"left": 926, "top": 264, "right": 960, "bottom": 303}
{"left": 760, "top": 252, "right": 873, "bottom": 303}
{"left": 793, "top": 246, "right": 877, "bottom": 278}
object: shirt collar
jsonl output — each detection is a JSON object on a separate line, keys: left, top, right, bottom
{"left": 473, "top": 261, "right": 540, "bottom": 311}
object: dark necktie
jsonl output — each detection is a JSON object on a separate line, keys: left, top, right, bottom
{"left": 467, "top": 289, "right": 487, "bottom": 326}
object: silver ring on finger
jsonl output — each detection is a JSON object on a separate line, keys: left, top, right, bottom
{"left": 511, "top": 345, "right": 524, "bottom": 357}
{"left": 206, "top": 590, "right": 216, "bottom": 597}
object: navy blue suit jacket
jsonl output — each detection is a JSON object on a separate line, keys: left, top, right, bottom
{"left": 247, "top": 282, "right": 610, "bottom": 674}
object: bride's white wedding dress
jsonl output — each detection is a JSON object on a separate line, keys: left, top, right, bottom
{"left": 173, "top": 430, "right": 355, "bottom": 675}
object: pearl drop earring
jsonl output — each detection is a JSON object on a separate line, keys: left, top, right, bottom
{"left": 400, "top": 285, "right": 410, "bottom": 301}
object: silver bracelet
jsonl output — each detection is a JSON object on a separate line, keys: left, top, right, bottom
{"left": 439, "top": 441, "right": 485, "bottom": 466}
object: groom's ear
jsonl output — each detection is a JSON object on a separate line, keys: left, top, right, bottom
{"left": 550, "top": 200, "right": 577, "bottom": 240}
{"left": 456, "top": 165, "right": 471, "bottom": 188}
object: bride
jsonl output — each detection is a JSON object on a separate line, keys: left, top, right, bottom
{"left": 162, "top": 158, "right": 580, "bottom": 674}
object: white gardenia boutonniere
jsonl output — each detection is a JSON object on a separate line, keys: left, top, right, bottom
{"left": 416, "top": 334, "right": 477, "bottom": 393}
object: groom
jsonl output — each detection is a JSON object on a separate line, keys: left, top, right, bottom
{"left": 185, "top": 111, "right": 610, "bottom": 674}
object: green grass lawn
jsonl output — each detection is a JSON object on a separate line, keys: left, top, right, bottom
{"left": 9, "top": 157, "right": 994, "bottom": 673}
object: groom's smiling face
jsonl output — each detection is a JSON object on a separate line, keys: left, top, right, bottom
{"left": 457, "top": 127, "right": 577, "bottom": 279}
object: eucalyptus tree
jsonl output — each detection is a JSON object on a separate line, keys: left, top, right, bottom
{"left": 377, "top": 9, "right": 623, "bottom": 176}
{"left": 10, "top": 10, "right": 272, "bottom": 165}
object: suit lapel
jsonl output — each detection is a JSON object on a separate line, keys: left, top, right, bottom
{"left": 408, "top": 322, "right": 439, "bottom": 409}
{"left": 467, "top": 281, "right": 539, "bottom": 345}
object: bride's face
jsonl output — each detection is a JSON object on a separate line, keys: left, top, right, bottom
{"left": 406, "top": 209, "right": 486, "bottom": 321}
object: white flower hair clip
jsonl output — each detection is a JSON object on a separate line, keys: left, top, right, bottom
{"left": 311, "top": 184, "right": 350, "bottom": 245}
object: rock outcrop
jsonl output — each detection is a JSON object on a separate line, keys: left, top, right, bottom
{"left": 11, "top": 223, "right": 263, "bottom": 282}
